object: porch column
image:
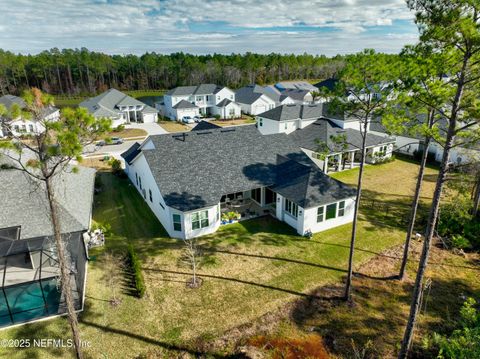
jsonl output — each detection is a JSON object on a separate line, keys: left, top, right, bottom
{"left": 324, "top": 155, "right": 328, "bottom": 174}
{"left": 260, "top": 187, "right": 266, "bottom": 206}
{"left": 350, "top": 151, "right": 355, "bottom": 169}
{"left": 337, "top": 153, "right": 343, "bottom": 171}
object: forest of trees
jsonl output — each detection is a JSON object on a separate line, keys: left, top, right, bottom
{"left": 0, "top": 48, "right": 353, "bottom": 96}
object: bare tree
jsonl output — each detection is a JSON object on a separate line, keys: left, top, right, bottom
{"left": 181, "top": 238, "right": 202, "bottom": 289}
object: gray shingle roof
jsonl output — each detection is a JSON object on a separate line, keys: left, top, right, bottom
{"left": 132, "top": 125, "right": 355, "bottom": 211}
{"left": 0, "top": 164, "right": 96, "bottom": 240}
{"left": 166, "top": 84, "right": 226, "bottom": 96}
{"left": 288, "top": 119, "right": 395, "bottom": 153}
{"left": 121, "top": 142, "right": 141, "bottom": 164}
{"left": 173, "top": 100, "right": 198, "bottom": 109}
{"left": 282, "top": 89, "right": 311, "bottom": 101}
{"left": 216, "top": 98, "right": 233, "bottom": 107}
{"left": 235, "top": 86, "right": 265, "bottom": 105}
{"left": 314, "top": 78, "right": 339, "bottom": 92}
{"left": 0, "top": 95, "right": 26, "bottom": 110}
{"left": 79, "top": 88, "right": 156, "bottom": 118}
{"left": 191, "top": 121, "right": 221, "bottom": 131}
{"left": 258, "top": 103, "right": 345, "bottom": 122}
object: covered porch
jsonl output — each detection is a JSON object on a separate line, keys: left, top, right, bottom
{"left": 220, "top": 187, "right": 277, "bottom": 222}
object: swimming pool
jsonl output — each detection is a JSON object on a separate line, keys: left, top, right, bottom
{"left": 0, "top": 277, "right": 62, "bottom": 327}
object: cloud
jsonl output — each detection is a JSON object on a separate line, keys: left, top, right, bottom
{"left": 0, "top": 0, "right": 418, "bottom": 55}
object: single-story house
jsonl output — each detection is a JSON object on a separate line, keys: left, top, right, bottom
{"left": 0, "top": 162, "right": 95, "bottom": 328}
{"left": 0, "top": 95, "right": 60, "bottom": 138}
{"left": 122, "top": 125, "right": 356, "bottom": 239}
{"left": 79, "top": 88, "right": 158, "bottom": 127}
{"left": 235, "top": 85, "right": 277, "bottom": 115}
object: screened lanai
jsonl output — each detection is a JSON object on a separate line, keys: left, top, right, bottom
{"left": 0, "top": 227, "right": 83, "bottom": 328}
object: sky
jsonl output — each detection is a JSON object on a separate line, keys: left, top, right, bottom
{"left": 0, "top": 0, "right": 419, "bottom": 56}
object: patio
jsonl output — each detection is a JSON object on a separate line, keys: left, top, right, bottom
{"left": 220, "top": 189, "right": 276, "bottom": 222}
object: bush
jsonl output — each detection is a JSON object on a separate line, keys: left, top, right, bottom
{"left": 108, "top": 158, "right": 126, "bottom": 177}
{"left": 424, "top": 298, "right": 480, "bottom": 358}
{"left": 438, "top": 200, "right": 480, "bottom": 250}
{"left": 114, "top": 124, "right": 125, "bottom": 132}
{"left": 213, "top": 114, "right": 221, "bottom": 120}
{"left": 127, "top": 244, "right": 146, "bottom": 298}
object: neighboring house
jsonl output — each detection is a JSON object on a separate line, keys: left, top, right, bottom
{"left": 121, "top": 125, "right": 356, "bottom": 239}
{"left": 0, "top": 95, "right": 60, "bottom": 138}
{"left": 273, "top": 81, "right": 319, "bottom": 104}
{"left": 235, "top": 85, "right": 277, "bottom": 115}
{"left": 0, "top": 162, "right": 95, "bottom": 328}
{"left": 256, "top": 104, "right": 394, "bottom": 173}
{"left": 161, "top": 84, "right": 241, "bottom": 120}
{"left": 79, "top": 88, "right": 158, "bottom": 127}
{"left": 370, "top": 117, "right": 480, "bottom": 165}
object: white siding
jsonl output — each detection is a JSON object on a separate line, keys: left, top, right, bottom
{"left": 302, "top": 198, "right": 356, "bottom": 234}
{"left": 142, "top": 113, "right": 157, "bottom": 123}
{"left": 256, "top": 117, "right": 281, "bottom": 135}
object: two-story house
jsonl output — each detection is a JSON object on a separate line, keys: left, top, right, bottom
{"left": 161, "top": 84, "right": 241, "bottom": 121}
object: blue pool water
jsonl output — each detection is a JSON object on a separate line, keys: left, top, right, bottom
{"left": 0, "top": 278, "right": 62, "bottom": 327}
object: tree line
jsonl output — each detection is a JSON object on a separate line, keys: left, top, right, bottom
{"left": 0, "top": 49, "right": 351, "bottom": 96}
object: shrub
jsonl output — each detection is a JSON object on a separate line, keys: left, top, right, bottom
{"left": 127, "top": 244, "right": 146, "bottom": 298}
{"left": 114, "top": 124, "right": 125, "bottom": 132}
{"left": 424, "top": 298, "right": 480, "bottom": 358}
{"left": 213, "top": 114, "right": 221, "bottom": 120}
{"left": 108, "top": 158, "right": 126, "bottom": 177}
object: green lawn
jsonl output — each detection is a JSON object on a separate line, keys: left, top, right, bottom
{"left": 1, "top": 159, "right": 441, "bottom": 358}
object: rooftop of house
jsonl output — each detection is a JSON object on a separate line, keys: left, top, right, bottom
{"left": 0, "top": 159, "right": 96, "bottom": 241}
{"left": 236, "top": 84, "right": 291, "bottom": 105}
{"left": 0, "top": 95, "right": 59, "bottom": 120}
{"left": 173, "top": 99, "right": 198, "bottom": 109}
{"left": 191, "top": 120, "right": 222, "bottom": 132}
{"left": 216, "top": 98, "right": 233, "bottom": 107}
{"left": 275, "top": 81, "right": 318, "bottom": 92}
{"left": 314, "top": 78, "right": 339, "bottom": 92}
{"left": 166, "top": 84, "right": 226, "bottom": 96}
{"left": 122, "top": 125, "right": 356, "bottom": 212}
{"left": 282, "top": 89, "right": 312, "bottom": 101}
{"left": 288, "top": 119, "right": 395, "bottom": 153}
{"left": 79, "top": 88, "right": 156, "bottom": 118}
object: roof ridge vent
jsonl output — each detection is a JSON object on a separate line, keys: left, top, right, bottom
{"left": 220, "top": 128, "right": 236, "bottom": 133}
{"left": 172, "top": 133, "right": 189, "bottom": 141}
{"left": 196, "top": 131, "right": 212, "bottom": 135}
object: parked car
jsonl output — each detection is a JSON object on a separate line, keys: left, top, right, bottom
{"left": 108, "top": 137, "right": 124, "bottom": 145}
{"left": 182, "top": 116, "right": 195, "bottom": 124}
{"left": 193, "top": 115, "right": 201, "bottom": 123}
{"left": 96, "top": 140, "right": 106, "bottom": 147}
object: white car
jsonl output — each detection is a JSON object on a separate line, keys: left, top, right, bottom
{"left": 182, "top": 116, "right": 195, "bottom": 124}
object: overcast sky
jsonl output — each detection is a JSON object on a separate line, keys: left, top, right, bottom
{"left": 0, "top": 0, "right": 418, "bottom": 55}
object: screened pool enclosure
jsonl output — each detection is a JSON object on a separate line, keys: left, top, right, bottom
{"left": 0, "top": 226, "right": 86, "bottom": 328}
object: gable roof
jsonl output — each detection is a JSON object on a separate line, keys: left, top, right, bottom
{"left": 191, "top": 121, "right": 222, "bottom": 131}
{"left": 288, "top": 119, "right": 395, "bottom": 153}
{"left": 166, "top": 84, "right": 226, "bottom": 96}
{"left": 0, "top": 95, "right": 26, "bottom": 110}
{"left": 173, "top": 99, "right": 198, "bottom": 109}
{"left": 79, "top": 88, "right": 156, "bottom": 118}
{"left": 314, "top": 78, "right": 338, "bottom": 92}
{"left": 121, "top": 142, "right": 141, "bottom": 164}
{"left": 216, "top": 98, "right": 233, "bottom": 107}
{"left": 133, "top": 125, "right": 355, "bottom": 211}
{"left": 0, "top": 162, "right": 96, "bottom": 240}
{"left": 282, "top": 89, "right": 311, "bottom": 101}
{"left": 275, "top": 81, "right": 318, "bottom": 92}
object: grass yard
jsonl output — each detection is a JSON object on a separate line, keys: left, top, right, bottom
{"left": 3, "top": 158, "right": 476, "bottom": 358}
{"left": 101, "top": 127, "right": 148, "bottom": 140}
{"left": 158, "top": 120, "right": 191, "bottom": 133}
{"left": 210, "top": 116, "right": 256, "bottom": 127}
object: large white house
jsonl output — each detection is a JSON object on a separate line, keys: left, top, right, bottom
{"left": 160, "top": 84, "right": 241, "bottom": 121}
{"left": 121, "top": 125, "right": 356, "bottom": 239}
{"left": 79, "top": 88, "right": 158, "bottom": 127}
{"left": 235, "top": 84, "right": 295, "bottom": 115}
{"left": 256, "top": 104, "right": 395, "bottom": 173}
{"left": 0, "top": 95, "right": 60, "bottom": 138}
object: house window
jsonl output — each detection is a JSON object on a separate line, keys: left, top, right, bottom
{"left": 338, "top": 201, "right": 345, "bottom": 217}
{"left": 192, "top": 210, "right": 209, "bottom": 230}
{"left": 139, "top": 176, "right": 142, "bottom": 189}
{"left": 284, "top": 199, "right": 298, "bottom": 218}
{"left": 317, "top": 206, "right": 324, "bottom": 222}
{"left": 159, "top": 201, "right": 165, "bottom": 210}
{"left": 217, "top": 96, "right": 220, "bottom": 101}
{"left": 14, "top": 125, "right": 20, "bottom": 132}
{"left": 206, "top": 95, "right": 211, "bottom": 102}
{"left": 173, "top": 214, "right": 182, "bottom": 231}
{"left": 284, "top": 123, "right": 288, "bottom": 130}
{"left": 21, "top": 124, "right": 26, "bottom": 132}
{"left": 216, "top": 204, "right": 220, "bottom": 221}
{"left": 149, "top": 189, "right": 153, "bottom": 202}
{"left": 28, "top": 124, "right": 34, "bottom": 132}
{"left": 196, "top": 96, "right": 202, "bottom": 102}
{"left": 326, "top": 203, "right": 337, "bottom": 220}
{"left": 259, "top": 118, "right": 263, "bottom": 127}
{"left": 135, "top": 173, "right": 138, "bottom": 186}
{"left": 230, "top": 95, "right": 233, "bottom": 100}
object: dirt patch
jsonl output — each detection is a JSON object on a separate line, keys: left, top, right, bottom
{"left": 248, "top": 334, "right": 331, "bottom": 359}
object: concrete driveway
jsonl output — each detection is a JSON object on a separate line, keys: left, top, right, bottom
{"left": 126, "top": 122, "right": 167, "bottom": 135}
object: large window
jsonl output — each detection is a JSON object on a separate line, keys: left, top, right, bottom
{"left": 338, "top": 201, "right": 345, "bottom": 217}
{"left": 284, "top": 199, "right": 298, "bottom": 218}
{"left": 192, "top": 210, "right": 209, "bottom": 230}
{"left": 172, "top": 214, "right": 181, "bottom": 231}
{"left": 251, "top": 188, "right": 261, "bottom": 204}
{"left": 326, "top": 203, "right": 337, "bottom": 220}
{"left": 317, "top": 206, "right": 324, "bottom": 222}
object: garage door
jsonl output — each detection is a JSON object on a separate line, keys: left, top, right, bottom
{"left": 254, "top": 104, "right": 267, "bottom": 115}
